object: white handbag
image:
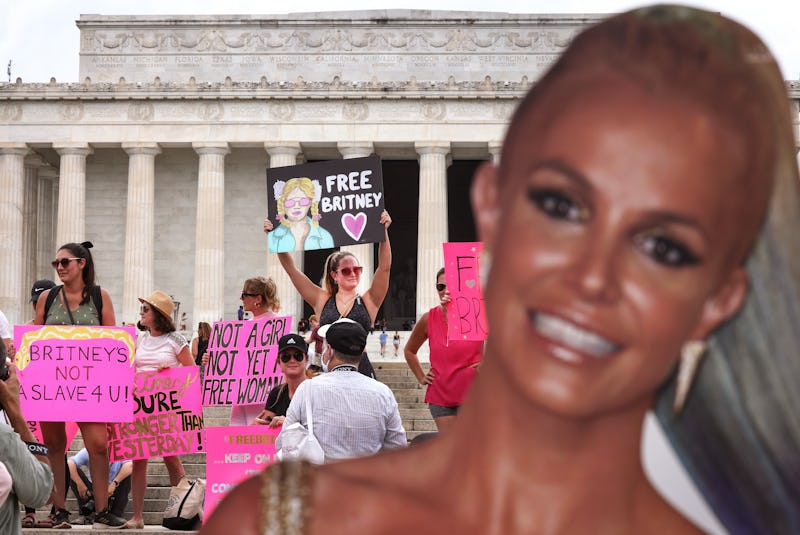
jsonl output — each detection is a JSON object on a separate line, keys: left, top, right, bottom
{"left": 276, "top": 381, "right": 325, "bottom": 464}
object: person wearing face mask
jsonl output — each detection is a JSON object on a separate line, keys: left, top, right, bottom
{"left": 276, "top": 319, "right": 406, "bottom": 461}
{"left": 253, "top": 334, "right": 314, "bottom": 428}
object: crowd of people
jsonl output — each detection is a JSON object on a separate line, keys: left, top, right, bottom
{"left": 1, "top": 4, "right": 799, "bottom": 533}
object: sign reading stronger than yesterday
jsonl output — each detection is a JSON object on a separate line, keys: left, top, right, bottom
{"left": 202, "top": 317, "right": 290, "bottom": 407}
{"left": 266, "top": 155, "right": 385, "bottom": 253}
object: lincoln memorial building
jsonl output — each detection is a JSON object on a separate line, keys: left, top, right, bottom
{"left": 2, "top": 11, "right": 798, "bottom": 328}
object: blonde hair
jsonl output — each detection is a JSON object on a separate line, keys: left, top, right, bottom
{"left": 277, "top": 177, "right": 320, "bottom": 228}
{"left": 321, "top": 251, "right": 358, "bottom": 296}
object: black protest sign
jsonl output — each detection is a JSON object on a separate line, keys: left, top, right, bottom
{"left": 266, "top": 155, "right": 385, "bottom": 253}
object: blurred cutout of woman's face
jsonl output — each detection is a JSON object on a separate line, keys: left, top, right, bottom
{"left": 473, "top": 72, "right": 749, "bottom": 418}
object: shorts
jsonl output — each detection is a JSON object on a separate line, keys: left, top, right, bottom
{"left": 428, "top": 403, "right": 459, "bottom": 419}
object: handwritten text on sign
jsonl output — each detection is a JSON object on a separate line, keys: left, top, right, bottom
{"left": 108, "top": 366, "right": 204, "bottom": 461}
{"left": 203, "top": 426, "right": 280, "bottom": 519}
{"left": 13, "top": 325, "right": 136, "bottom": 422}
{"left": 444, "top": 242, "right": 488, "bottom": 342}
{"left": 202, "top": 316, "right": 290, "bottom": 406}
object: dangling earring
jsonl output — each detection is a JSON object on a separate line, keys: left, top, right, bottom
{"left": 479, "top": 250, "right": 492, "bottom": 288}
{"left": 673, "top": 340, "right": 707, "bottom": 415}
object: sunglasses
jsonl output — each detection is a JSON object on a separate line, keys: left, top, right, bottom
{"left": 435, "top": 283, "right": 447, "bottom": 291}
{"left": 279, "top": 351, "right": 305, "bottom": 363}
{"left": 51, "top": 257, "right": 81, "bottom": 269}
{"left": 140, "top": 305, "right": 151, "bottom": 313}
{"left": 241, "top": 292, "right": 259, "bottom": 299}
{"left": 284, "top": 198, "right": 311, "bottom": 208}
{"left": 337, "top": 266, "right": 363, "bottom": 277}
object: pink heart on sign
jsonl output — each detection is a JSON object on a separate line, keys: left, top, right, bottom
{"left": 341, "top": 212, "right": 368, "bottom": 241}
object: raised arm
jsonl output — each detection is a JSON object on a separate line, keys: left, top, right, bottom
{"left": 363, "top": 210, "right": 392, "bottom": 321}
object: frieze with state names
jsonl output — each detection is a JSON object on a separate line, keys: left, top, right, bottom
{"left": 76, "top": 11, "right": 595, "bottom": 83}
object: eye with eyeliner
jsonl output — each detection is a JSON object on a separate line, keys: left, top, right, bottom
{"left": 527, "top": 187, "right": 586, "bottom": 222}
{"left": 634, "top": 233, "right": 700, "bottom": 267}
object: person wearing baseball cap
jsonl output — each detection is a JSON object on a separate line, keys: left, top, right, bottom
{"left": 277, "top": 318, "right": 406, "bottom": 461}
{"left": 253, "top": 333, "right": 313, "bottom": 428}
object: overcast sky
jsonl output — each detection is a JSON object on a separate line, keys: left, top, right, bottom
{"left": 1, "top": 0, "right": 798, "bottom": 83}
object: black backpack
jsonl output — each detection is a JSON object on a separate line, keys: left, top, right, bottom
{"left": 43, "top": 285, "right": 103, "bottom": 323}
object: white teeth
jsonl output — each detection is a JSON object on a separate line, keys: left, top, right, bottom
{"left": 534, "top": 313, "right": 618, "bottom": 358}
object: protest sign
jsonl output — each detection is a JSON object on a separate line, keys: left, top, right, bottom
{"left": 203, "top": 426, "right": 280, "bottom": 519}
{"left": 14, "top": 325, "right": 136, "bottom": 422}
{"left": 107, "top": 366, "right": 204, "bottom": 461}
{"left": 266, "top": 155, "right": 385, "bottom": 252}
{"left": 202, "top": 316, "right": 290, "bottom": 407}
{"left": 444, "top": 242, "right": 488, "bottom": 342}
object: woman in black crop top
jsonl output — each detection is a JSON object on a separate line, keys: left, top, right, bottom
{"left": 264, "top": 210, "right": 392, "bottom": 377}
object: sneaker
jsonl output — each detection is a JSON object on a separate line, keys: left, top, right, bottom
{"left": 92, "top": 507, "right": 126, "bottom": 529}
{"left": 70, "top": 512, "right": 95, "bottom": 525}
{"left": 51, "top": 508, "right": 72, "bottom": 529}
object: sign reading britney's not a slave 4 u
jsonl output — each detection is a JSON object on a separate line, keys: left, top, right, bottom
{"left": 266, "top": 155, "right": 385, "bottom": 253}
{"left": 13, "top": 325, "right": 136, "bottom": 422}
{"left": 202, "top": 316, "right": 290, "bottom": 407}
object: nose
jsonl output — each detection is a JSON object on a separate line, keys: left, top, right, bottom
{"left": 563, "top": 231, "right": 621, "bottom": 305}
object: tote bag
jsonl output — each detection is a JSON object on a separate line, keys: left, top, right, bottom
{"left": 277, "top": 381, "right": 325, "bottom": 464}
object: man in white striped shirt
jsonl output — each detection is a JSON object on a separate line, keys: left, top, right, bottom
{"left": 280, "top": 318, "right": 407, "bottom": 461}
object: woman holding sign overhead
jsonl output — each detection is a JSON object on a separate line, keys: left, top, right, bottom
{"left": 264, "top": 210, "right": 392, "bottom": 378}
{"left": 34, "top": 241, "right": 124, "bottom": 528}
{"left": 404, "top": 268, "right": 482, "bottom": 434}
{"left": 125, "top": 290, "right": 194, "bottom": 529}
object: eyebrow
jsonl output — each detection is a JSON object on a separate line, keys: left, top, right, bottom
{"left": 527, "top": 159, "right": 592, "bottom": 190}
{"left": 528, "top": 158, "right": 708, "bottom": 239}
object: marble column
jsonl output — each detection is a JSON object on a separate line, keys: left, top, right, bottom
{"left": 337, "top": 142, "right": 375, "bottom": 296}
{"left": 414, "top": 141, "right": 451, "bottom": 318}
{"left": 488, "top": 141, "right": 503, "bottom": 166}
{"left": 36, "top": 167, "right": 58, "bottom": 279}
{"left": 121, "top": 143, "right": 161, "bottom": 325}
{"left": 54, "top": 143, "right": 92, "bottom": 247}
{"left": 0, "top": 144, "right": 30, "bottom": 324}
{"left": 21, "top": 156, "right": 43, "bottom": 318}
{"left": 265, "top": 143, "right": 304, "bottom": 325}
{"left": 192, "top": 142, "right": 229, "bottom": 324}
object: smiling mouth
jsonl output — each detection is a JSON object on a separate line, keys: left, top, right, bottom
{"left": 533, "top": 312, "right": 619, "bottom": 359}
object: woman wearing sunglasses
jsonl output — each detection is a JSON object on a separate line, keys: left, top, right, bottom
{"left": 404, "top": 268, "right": 482, "bottom": 434}
{"left": 264, "top": 210, "right": 392, "bottom": 378}
{"left": 269, "top": 177, "right": 335, "bottom": 253}
{"left": 125, "top": 290, "right": 195, "bottom": 529}
{"left": 253, "top": 334, "right": 314, "bottom": 428}
{"left": 33, "top": 241, "right": 122, "bottom": 528}
{"left": 229, "top": 276, "right": 282, "bottom": 426}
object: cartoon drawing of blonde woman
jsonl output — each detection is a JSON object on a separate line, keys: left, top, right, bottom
{"left": 270, "top": 177, "right": 335, "bottom": 252}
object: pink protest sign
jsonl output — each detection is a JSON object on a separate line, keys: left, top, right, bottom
{"left": 444, "top": 242, "right": 488, "bottom": 342}
{"left": 203, "top": 426, "right": 280, "bottom": 519}
{"left": 107, "top": 366, "right": 204, "bottom": 461}
{"left": 202, "top": 316, "right": 290, "bottom": 407}
{"left": 13, "top": 325, "right": 136, "bottom": 422}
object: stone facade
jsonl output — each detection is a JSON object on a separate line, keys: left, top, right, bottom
{"left": 1, "top": 11, "right": 798, "bottom": 327}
